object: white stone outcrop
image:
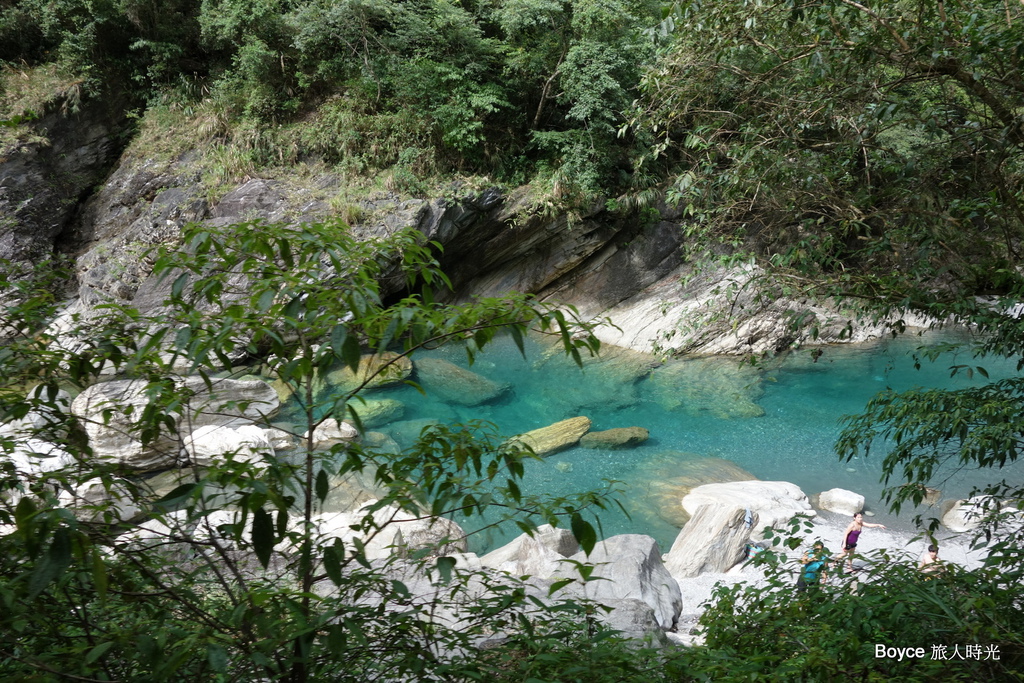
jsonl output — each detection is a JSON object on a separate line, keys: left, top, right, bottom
{"left": 817, "top": 488, "right": 865, "bottom": 516}
{"left": 58, "top": 477, "right": 142, "bottom": 523}
{"left": 311, "top": 502, "right": 468, "bottom": 561}
{"left": 71, "top": 377, "right": 280, "bottom": 471}
{"left": 942, "top": 496, "right": 997, "bottom": 532}
{"left": 306, "top": 418, "right": 359, "bottom": 448}
{"left": 682, "top": 480, "right": 814, "bottom": 539}
{"left": 550, "top": 534, "right": 681, "bottom": 631}
{"left": 185, "top": 424, "right": 274, "bottom": 468}
{"left": 664, "top": 505, "right": 757, "bottom": 579}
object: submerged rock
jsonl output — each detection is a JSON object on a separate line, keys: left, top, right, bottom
{"left": 415, "top": 357, "right": 509, "bottom": 406}
{"left": 628, "top": 453, "right": 757, "bottom": 528}
{"left": 530, "top": 342, "right": 654, "bottom": 414}
{"left": 343, "top": 397, "right": 405, "bottom": 430}
{"left": 580, "top": 426, "right": 649, "bottom": 449}
{"left": 510, "top": 416, "right": 591, "bottom": 456}
{"left": 327, "top": 352, "right": 413, "bottom": 393}
{"left": 648, "top": 356, "right": 765, "bottom": 419}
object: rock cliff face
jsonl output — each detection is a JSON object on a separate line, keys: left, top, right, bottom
{"left": 0, "top": 98, "right": 130, "bottom": 265}
{"left": 4, "top": 102, "right": 912, "bottom": 354}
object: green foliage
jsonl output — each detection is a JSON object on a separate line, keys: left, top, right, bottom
{"left": 0, "top": 219, "right": 626, "bottom": 681}
{"left": 632, "top": 0, "right": 1024, "bottom": 309}
{"left": 1, "top": 0, "right": 661, "bottom": 199}
{"left": 691, "top": 537, "right": 1024, "bottom": 681}
{"left": 634, "top": 5, "right": 1024, "bottom": 591}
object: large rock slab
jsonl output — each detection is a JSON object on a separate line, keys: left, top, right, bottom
{"left": 551, "top": 534, "right": 681, "bottom": 631}
{"left": 682, "top": 480, "right": 814, "bottom": 539}
{"left": 184, "top": 424, "right": 274, "bottom": 468}
{"left": 509, "top": 416, "right": 591, "bottom": 456}
{"left": 71, "top": 377, "right": 280, "bottom": 471}
{"left": 941, "top": 496, "right": 996, "bottom": 532}
{"left": 663, "top": 506, "right": 757, "bottom": 579}
{"left": 312, "top": 502, "right": 468, "bottom": 561}
{"left": 597, "top": 599, "right": 672, "bottom": 648}
{"left": 480, "top": 524, "right": 579, "bottom": 575}
{"left": 414, "top": 357, "right": 509, "bottom": 406}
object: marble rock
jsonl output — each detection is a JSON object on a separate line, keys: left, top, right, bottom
{"left": 510, "top": 416, "right": 592, "bottom": 457}
{"left": 71, "top": 377, "right": 280, "bottom": 471}
{"left": 579, "top": 426, "right": 649, "bottom": 449}
{"left": 682, "top": 480, "right": 814, "bottom": 539}
{"left": 58, "top": 477, "right": 142, "bottom": 523}
{"left": 664, "top": 505, "right": 757, "bottom": 579}
{"left": 942, "top": 496, "right": 998, "bottom": 532}
{"left": 414, "top": 357, "right": 509, "bottom": 406}
{"left": 596, "top": 598, "right": 671, "bottom": 647}
{"left": 312, "top": 502, "right": 469, "bottom": 561}
{"left": 480, "top": 524, "right": 579, "bottom": 575}
{"left": 550, "top": 534, "right": 681, "bottom": 631}
{"left": 0, "top": 388, "right": 72, "bottom": 440}
{"left": 327, "top": 352, "right": 413, "bottom": 393}
{"left": 817, "top": 488, "right": 865, "bottom": 516}
{"left": 185, "top": 424, "right": 274, "bottom": 468}
{"left": 306, "top": 418, "right": 359, "bottom": 448}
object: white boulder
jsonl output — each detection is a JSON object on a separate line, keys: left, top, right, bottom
{"left": 682, "top": 480, "right": 814, "bottom": 539}
{"left": 71, "top": 377, "right": 280, "bottom": 471}
{"left": 306, "top": 418, "right": 359, "bottom": 448}
{"left": 551, "top": 534, "right": 682, "bottom": 631}
{"left": 664, "top": 505, "right": 757, "bottom": 579}
{"left": 817, "top": 488, "right": 865, "bottom": 516}
{"left": 185, "top": 424, "right": 274, "bottom": 468}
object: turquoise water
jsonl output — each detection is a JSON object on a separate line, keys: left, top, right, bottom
{"left": 344, "top": 333, "right": 1024, "bottom": 553}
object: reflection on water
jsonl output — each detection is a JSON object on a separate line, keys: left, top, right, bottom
{"left": 327, "top": 332, "right": 1024, "bottom": 552}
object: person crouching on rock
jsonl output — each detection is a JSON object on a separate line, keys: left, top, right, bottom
{"left": 797, "top": 541, "right": 830, "bottom": 591}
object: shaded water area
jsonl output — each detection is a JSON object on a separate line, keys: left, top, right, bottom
{"left": 323, "top": 333, "right": 1024, "bottom": 553}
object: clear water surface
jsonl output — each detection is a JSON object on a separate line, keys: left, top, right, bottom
{"left": 333, "top": 332, "right": 1024, "bottom": 553}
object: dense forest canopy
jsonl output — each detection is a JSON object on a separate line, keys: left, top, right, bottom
{"left": 1, "top": 0, "right": 660, "bottom": 198}
{"left": 2, "top": 0, "right": 1024, "bottom": 680}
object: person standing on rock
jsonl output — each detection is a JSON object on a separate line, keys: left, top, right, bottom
{"left": 838, "top": 511, "right": 885, "bottom": 572}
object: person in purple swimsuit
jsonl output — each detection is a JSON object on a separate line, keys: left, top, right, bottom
{"left": 838, "top": 511, "right": 885, "bottom": 572}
